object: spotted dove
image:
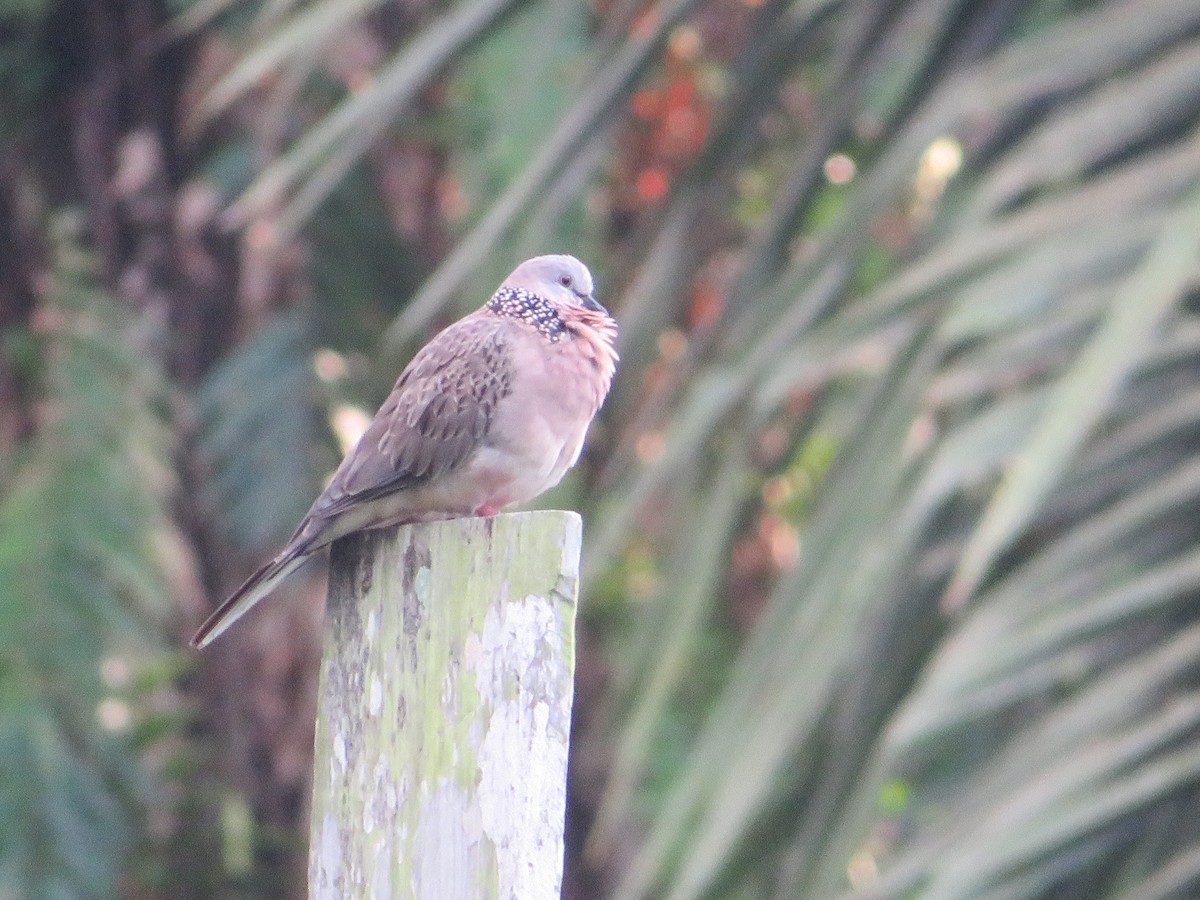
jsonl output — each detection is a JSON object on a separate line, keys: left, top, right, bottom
{"left": 191, "top": 254, "right": 617, "bottom": 648}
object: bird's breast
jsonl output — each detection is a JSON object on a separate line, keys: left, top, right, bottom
{"left": 469, "top": 328, "right": 612, "bottom": 506}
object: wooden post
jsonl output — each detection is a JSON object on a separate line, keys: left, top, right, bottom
{"left": 308, "top": 511, "right": 582, "bottom": 900}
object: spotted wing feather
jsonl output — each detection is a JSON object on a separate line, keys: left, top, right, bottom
{"left": 190, "top": 317, "right": 513, "bottom": 649}
{"left": 311, "top": 316, "right": 512, "bottom": 518}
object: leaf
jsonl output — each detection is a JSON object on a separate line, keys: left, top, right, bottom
{"left": 0, "top": 218, "right": 176, "bottom": 898}
{"left": 943, "top": 179, "right": 1200, "bottom": 611}
{"left": 196, "top": 314, "right": 324, "bottom": 553}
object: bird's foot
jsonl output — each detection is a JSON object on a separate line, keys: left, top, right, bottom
{"left": 474, "top": 503, "right": 500, "bottom": 517}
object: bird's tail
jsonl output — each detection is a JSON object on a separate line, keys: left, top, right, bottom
{"left": 190, "top": 548, "right": 311, "bottom": 649}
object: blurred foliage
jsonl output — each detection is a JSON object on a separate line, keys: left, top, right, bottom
{"left": 2, "top": 0, "right": 1200, "bottom": 896}
{"left": 0, "top": 0, "right": 55, "bottom": 128}
{"left": 195, "top": 313, "right": 324, "bottom": 554}
{"left": 0, "top": 216, "right": 177, "bottom": 898}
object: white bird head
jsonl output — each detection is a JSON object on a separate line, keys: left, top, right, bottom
{"left": 504, "top": 254, "right": 606, "bottom": 315}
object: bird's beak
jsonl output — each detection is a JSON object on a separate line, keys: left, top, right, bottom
{"left": 582, "top": 294, "right": 608, "bottom": 315}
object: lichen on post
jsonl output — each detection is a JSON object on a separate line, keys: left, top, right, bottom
{"left": 308, "top": 510, "right": 582, "bottom": 900}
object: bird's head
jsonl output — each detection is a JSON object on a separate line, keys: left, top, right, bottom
{"left": 505, "top": 254, "right": 608, "bottom": 316}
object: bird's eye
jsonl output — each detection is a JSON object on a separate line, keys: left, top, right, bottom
{"left": 559, "top": 274, "right": 573, "bottom": 288}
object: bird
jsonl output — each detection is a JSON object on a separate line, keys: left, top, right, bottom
{"left": 191, "top": 254, "right": 617, "bottom": 649}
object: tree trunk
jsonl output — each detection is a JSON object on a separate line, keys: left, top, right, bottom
{"left": 310, "top": 511, "right": 582, "bottom": 899}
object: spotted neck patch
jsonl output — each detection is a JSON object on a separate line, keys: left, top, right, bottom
{"left": 486, "top": 287, "right": 566, "bottom": 341}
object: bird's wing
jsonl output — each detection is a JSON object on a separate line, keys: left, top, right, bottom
{"left": 191, "top": 317, "right": 513, "bottom": 649}
{"left": 310, "top": 316, "right": 513, "bottom": 519}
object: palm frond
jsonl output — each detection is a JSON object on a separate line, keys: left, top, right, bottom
{"left": 195, "top": 314, "right": 325, "bottom": 553}
{"left": 0, "top": 216, "right": 176, "bottom": 899}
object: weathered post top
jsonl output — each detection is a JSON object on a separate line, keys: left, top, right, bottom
{"left": 309, "top": 510, "right": 582, "bottom": 900}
